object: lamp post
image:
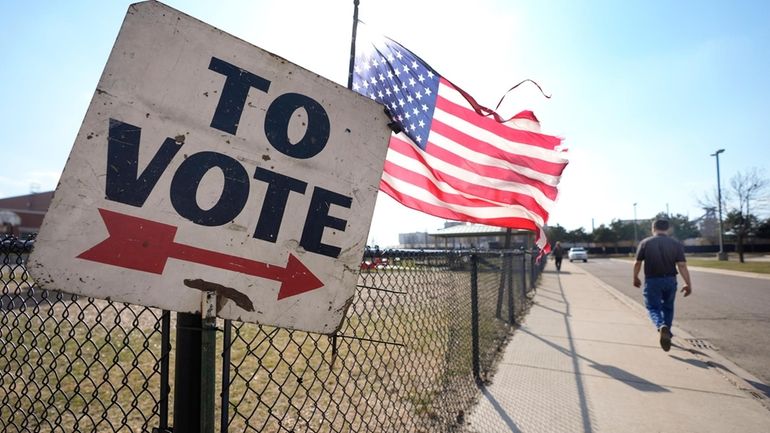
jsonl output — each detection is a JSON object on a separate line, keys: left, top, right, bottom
{"left": 711, "top": 149, "right": 728, "bottom": 261}
{"left": 633, "top": 202, "right": 638, "bottom": 250}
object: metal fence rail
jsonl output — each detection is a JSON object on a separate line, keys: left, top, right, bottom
{"left": 0, "top": 238, "right": 543, "bottom": 433}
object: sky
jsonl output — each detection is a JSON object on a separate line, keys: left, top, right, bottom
{"left": 2, "top": 0, "right": 769, "bottom": 247}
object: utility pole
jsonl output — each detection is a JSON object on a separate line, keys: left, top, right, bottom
{"left": 711, "top": 149, "right": 728, "bottom": 261}
{"left": 633, "top": 202, "right": 638, "bottom": 251}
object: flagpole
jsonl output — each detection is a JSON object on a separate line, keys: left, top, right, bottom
{"left": 347, "top": 0, "right": 360, "bottom": 90}
{"left": 334, "top": 0, "right": 361, "bottom": 366}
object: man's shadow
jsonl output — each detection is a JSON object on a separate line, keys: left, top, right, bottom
{"left": 670, "top": 351, "right": 770, "bottom": 400}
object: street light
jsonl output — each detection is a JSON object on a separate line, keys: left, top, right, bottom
{"left": 633, "top": 202, "right": 638, "bottom": 249}
{"left": 710, "top": 149, "right": 728, "bottom": 261}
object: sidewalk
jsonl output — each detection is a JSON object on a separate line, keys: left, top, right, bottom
{"left": 467, "top": 261, "right": 770, "bottom": 433}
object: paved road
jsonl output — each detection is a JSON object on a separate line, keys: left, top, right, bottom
{"left": 568, "top": 258, "right": 770, "bottom": 392}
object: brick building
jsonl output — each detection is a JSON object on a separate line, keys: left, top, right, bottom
{"left": 0, "top": 191, "right": 54, "bottom": 238}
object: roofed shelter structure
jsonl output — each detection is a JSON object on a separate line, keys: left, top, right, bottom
{"left": 429, "top": 223, "right": 533, "bottom": 250}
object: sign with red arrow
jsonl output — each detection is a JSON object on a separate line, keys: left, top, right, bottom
{"left": 26, "top": 2, "right": 391, "bottom": 333}
{"left": 78, "top": 208, "right": 324, "bottom": 301}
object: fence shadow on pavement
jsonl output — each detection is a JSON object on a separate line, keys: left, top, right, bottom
{"left": 469, "top": 268, "right": 675, "bottom": 433}
{"left": 466, "top": 268, "right": 598, "bottom": 433}
{"left": 477, "top": 384, "right": 523, "bottom": 433}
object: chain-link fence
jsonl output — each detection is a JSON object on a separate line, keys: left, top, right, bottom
{"left": 1, "top": 237, "right": 544, "bottom": 433}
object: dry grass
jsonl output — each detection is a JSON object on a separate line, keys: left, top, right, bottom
{"left": 0, "top": 260, "right": 517, "bottom": 433}
{"left": 0, "top": 296, "right": 164, "bottom": 433}
{"left": 685, "top": 257, "right": 770, "bottom": 274}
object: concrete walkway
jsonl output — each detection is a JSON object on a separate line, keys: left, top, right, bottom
{"left": 467, "top": 261, "right": 770, "bottom": 433}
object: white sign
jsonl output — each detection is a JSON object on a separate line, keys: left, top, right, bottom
{"left": 28, "top": 1, "right": 391, "bottom": 333}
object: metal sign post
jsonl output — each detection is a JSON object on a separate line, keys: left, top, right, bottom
{"left": 173, "top": 312, "right": 202, "bottom": 433}
{"left": 200, "top": 292, "right": 217, "bottom": 433}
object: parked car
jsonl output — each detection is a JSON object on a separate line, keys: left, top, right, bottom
{"left": 1, "top": 234, "right": 35, "bottom": 253}
{"left": 568, "top": 247, "right": 588, "bottom": 262}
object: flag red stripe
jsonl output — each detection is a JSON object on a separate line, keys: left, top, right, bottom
{"left": 379, "top": 179, "right": 539, "bottom": 232}
{"left": 424, "top": 133, "right": 559, "bottom": 200}
{"left": 512, "top": 110, "right": 539, "bottom": 122}
{"left": 388, "top": 136, "right": 550, "bottom": 220}
{"left": 384, "top": 160, "right": 528, "bottom": 210}
{"left": 383, "top": 160, "right": 545, "bottom": 223}
{"left": 437, "top": 78, "right": 563, "bottom": 150}
{"left": 429, "top": 117, "right": 568, "bottom": 178}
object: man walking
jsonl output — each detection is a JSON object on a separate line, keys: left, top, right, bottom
{"left": 553, "top": 241, "right": 564, "bottom": 272}
{"left": 633, "top": 219, "right": 692, "bottom": 351}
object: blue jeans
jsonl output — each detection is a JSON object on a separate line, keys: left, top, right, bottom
{"left": 643, "top": 276, "right": 677, "bottom": 329}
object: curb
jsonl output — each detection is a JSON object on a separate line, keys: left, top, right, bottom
{"left": 580, "top": 266, "right": 770, "bottom": 412}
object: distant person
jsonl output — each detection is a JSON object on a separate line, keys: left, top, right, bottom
{"left": 552, "top": 241, "right": 564, "bottom": 272}
{"left": 633, "top": 219, "right": 692, "bottom": 352}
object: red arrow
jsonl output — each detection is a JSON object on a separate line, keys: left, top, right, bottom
{"left": 77, "top": 208, "right": 323, "bottom": 300}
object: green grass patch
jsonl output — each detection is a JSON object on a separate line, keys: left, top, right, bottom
{"left": 685, "top": 258, "right": 770, "bottom": 274}
{"left": 616, "top": 254, "right": 770, "bottom": 274}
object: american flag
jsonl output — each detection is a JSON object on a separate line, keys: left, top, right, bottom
{"left": 352, "top": 23, "right": 568, "bottom": 251}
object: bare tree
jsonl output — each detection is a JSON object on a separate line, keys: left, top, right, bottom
{"left": 727, "top": 168, "right": 769, "bottom": 262}
{"left": 696, "top": 188, "right": 729, "bottom": 246}
{"left": 731, "top": 167, "right": 769, "bottom": 220}
{"left": 697, "top": 168, "right": 769, "bottom": 262}
{"left": 696, "top": 187, "right": 730, "bottom": 216}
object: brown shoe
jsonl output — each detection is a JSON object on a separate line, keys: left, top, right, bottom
{"left": 659, "top": 326, "right": 672, "bottom": 352}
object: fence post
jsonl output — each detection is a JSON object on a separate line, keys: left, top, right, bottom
{"left": 521, "top": 255, "right": 529, "bottom": 306}
{"left": 520, "top": 254, "right": 527, "bottom": 300}
{"left": 201, "top": 292, "right": 217, "bottom": 433}
{"left": 506, "top": 252, "right": 515, "bottom": 325}
{"left": 531, "top": 253, "right": 537, "bottom": 290}
{"left": 221, "top": 320, "right": 232, "bottom": 433}
{"left": 497, "top": 229, "right": 512, "bottom": 319}
{"left": 157, "top": 310, "right": 171, "bottom": 432}
{"left": 173, "top": 312, "right": 202, "bottom": 433}
{"left": 495, "top": 253, "right": 504, "bottom": 320}
{"left": 470, "top": 254, "right": 480, "bottom": 382}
